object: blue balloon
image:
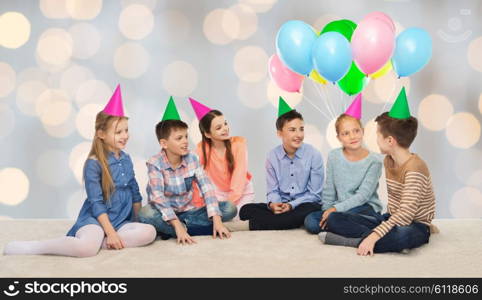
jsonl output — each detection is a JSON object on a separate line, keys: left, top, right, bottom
{"left": 312, "top": 32, "right": 352, "bottom": 82}
{"left": 392, "top": 27, "right": 432, "bottom": 77}
{"left": 276, "top": 20, "right": 317, "bottom": 75}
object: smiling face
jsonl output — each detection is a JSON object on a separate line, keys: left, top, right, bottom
{"left": 337, "top": 117, "right": 364, "bottom": 151}
{"left": 205, "top": 115, "right": 230, "bottom": 142}
{"left": 277, "top": 118, "right": 304, "bottom": 153}
{"left": 160, "top": 127, "right": 189, "bottom": 157}
{"left": 99, "top": 118, "right": 129, "bottom": 152}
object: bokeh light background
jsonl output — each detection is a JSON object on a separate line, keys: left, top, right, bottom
{"left": 1, "top": 0, "right": 481, "bottom": 220}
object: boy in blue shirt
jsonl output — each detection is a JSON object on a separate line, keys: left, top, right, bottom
{"left": 239, "top": 97, "right": 324, "bottom": 230}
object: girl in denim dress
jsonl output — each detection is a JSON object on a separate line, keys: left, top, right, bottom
{"left": 4, "top": 86, "right": 156, "bottom": 257}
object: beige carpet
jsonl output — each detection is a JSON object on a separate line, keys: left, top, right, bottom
{"left": 1, "top": 219, "right": 481, "bottom": 278}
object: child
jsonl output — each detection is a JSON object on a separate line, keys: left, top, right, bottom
{"left": 239, "top": 97, "right": 324, "bottom": 230}
{"left": 319, "top": 88, "right": 436, "bottom": 255}
{"left": 304, "top": 95, "right": 383, "bottom": 234}
{"left": 189, "top": 97, "right": 254, "bottom": 220}
{"left": 138, "top": 97, "right": 236, "bottom": 245}
{"left": 3, "top": 85, "right": 156, "bottom": 257}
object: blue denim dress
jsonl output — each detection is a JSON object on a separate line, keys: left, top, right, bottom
{"left": 66, "top": 151, "right": 142, "bottom": 237}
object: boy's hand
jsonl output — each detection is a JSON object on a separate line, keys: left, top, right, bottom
{"left": 176, "top": 229, "right": 196, "bottom": 245}
{"left": 320, "top": 207, "right": 336, "bottom": 229}
{"left": 106, "top": 231, "right": 125, "bottom": 250}
{"left": 357, "top": 232, "right": 380, "bottom": 256}
{"left": 171, "top": 219, "right": 196, "bottom": 245}
{"left": 269, "top": 202, "right": 284, "bottom": 214}
{"left": 280, "top": 203, "right": 292, "bottom": 213}
{"left": 175, "top": 226, "right": 196, "bottom": 245}
{"left": 212, "top": 216, "right": 231, "bottom": 239}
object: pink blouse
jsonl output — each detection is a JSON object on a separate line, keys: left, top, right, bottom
{"left": 192, "top": 136, "right": 252, "bottom": 206}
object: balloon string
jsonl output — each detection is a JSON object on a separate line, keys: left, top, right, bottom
{"left": 328, "top": 85, "right": 338, "bottom": 118}
{"left": 310, "top": 79, "right": 335, "bottom": 119}
{"left": 303, "top": 93, "right": 332, "bottom": 122}
{"left": 333, "top": 83, "right": 342, "bottom": 117}
{"left": 319, "top": 82, "right": 337, "bottom": 119}
{"left": 309, "top": 80, "right": 329, "bottom": 117}
{"left": 379, "top": 77, "right": 400, "bottom": 114}
{"left": 338, "top": 85, "right": 346, "bottom": 113}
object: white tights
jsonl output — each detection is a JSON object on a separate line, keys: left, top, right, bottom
{"left": 3, "top": 222, "right": 156, "bottom": 258}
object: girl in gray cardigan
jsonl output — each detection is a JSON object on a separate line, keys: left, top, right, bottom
{"left": 304, "top": 113, "right": 383, "bottom": 234}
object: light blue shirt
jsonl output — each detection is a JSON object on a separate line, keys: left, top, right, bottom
{"left": 322, "top": 148, "right": 383, "bottom": 213}
{"left": 266, "top": 143, "right": 324, "bottom": 209}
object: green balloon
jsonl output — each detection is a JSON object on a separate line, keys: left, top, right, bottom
{"left": 320, "top": 19, "right": 357, "bottom": 41}
{"left": 321, "top": 19, "right": 365, "bottom": 94}
{"left": 338, "top": 62, "right": 369, "bottom": 96}
{"left": 341, "top": 19, "right": 357, "bottom": 32}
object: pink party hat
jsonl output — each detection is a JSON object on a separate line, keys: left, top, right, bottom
{"left": 345, "top": 93, "right": 362, "bottom": 120}
{"left": 103, "top": 84, "right": 125, "bottom": 117}
{"left": 189, "top": 97, "right": 213, "bottom": 120}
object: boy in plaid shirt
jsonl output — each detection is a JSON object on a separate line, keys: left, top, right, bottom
{"left": 139, "top": 98, "right": 236, "bottom": 245}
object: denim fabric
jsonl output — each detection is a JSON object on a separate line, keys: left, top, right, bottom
{"left": 139, "top": 201, "right": 237, "bottom": 237}
{"left": 303, "top": 203, "right": 379, "bottom": 234}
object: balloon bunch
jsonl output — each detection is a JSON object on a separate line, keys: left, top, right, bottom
{"left": 269, "top": 12, "right": 432, "bottom": 97}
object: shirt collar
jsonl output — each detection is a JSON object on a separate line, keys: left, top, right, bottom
{"left": 275, "top": 143, "right": 305, "bottom": 160}
{"left": 159, "top": 149, "right": 188, "bottom": 170}
{"left": 108, "top": 151, "right": 126, "bottom": 164}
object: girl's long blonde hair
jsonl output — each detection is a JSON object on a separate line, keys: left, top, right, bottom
{"left": 87, "top": 111, "right": 128, "bottom": 202}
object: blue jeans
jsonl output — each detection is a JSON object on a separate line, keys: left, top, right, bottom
{"left": 327, "top": 212, "right": 430, "bottom": 253}
{"left": 304, "top": 203, "right": 378, "bottom": 234}
{"left": 138, "top": 202, "right": 237, "bottom": 237}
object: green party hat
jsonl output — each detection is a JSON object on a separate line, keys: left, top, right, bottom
{"left": 278, "top": 96, "right": 293, "bottom": 117}
{"left": 161, "top": 96, "right": 181, "bottom": 121}
{"left": 388, "top": 87, "right": 411, "bottom": 119}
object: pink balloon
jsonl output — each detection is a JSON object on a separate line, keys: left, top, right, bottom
{"left": 269, "top": 54, "right": 304, "bottom": 93}
{"left": 351, "top": 18, "right": 395, "bottom": 75}
{"left": 364, "top": 11, "right": 395, "bottom": 33}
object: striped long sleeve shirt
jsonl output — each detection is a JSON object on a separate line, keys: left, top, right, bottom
{"left": 373, "top": 154, "right": 436, "bottom": 238}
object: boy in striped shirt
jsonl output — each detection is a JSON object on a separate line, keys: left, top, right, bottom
{"left": 138, "top": 98, "right": 236, "bottom": 245}
{"left": 319, "top": 88, "right": 436, "bottom": 255}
